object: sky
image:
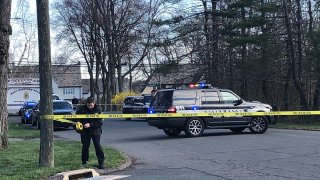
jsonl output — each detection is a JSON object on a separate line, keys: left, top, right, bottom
{"left": 9, "top": 0, "right": 93, "bottom": 78}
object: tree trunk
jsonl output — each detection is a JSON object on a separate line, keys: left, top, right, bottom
{"left": 201, "top": 0, "right": 213, "bottom": 84}
{"left": 312, "top": 80, "right": 320, "bottom": 110}
{"left": 283, "top": 40, "right": 292, "bottom": 110}
{"left": 0, "top": 0, "right": 12, "bottom": 150}
{"left": 282, "top": 0, "right": 310, "bottom": 110}
{"left": 95, "top": 60, "right": 100, "bottom": 103}
{"left": 240, "top": 6, "right": 248, "bottom": 98}
{"left": 36, "top": 0, "right": 54, "bottom": 167}
{"left": 295, "top": 0, "right": 303, "bottom": 79}
{"left": 210, "top": 0, "right": 219, "bottom": 85}
{"left": 129, "top": 56, "right": 132, "bottom": 91}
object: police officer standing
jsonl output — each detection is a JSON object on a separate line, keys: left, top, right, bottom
{"left": 76, "top": 97, "right": 105, "bottom": 169}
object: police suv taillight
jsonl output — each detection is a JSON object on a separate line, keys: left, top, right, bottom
{"left": 167, "top": 106, "right": 176, "bottom": 113}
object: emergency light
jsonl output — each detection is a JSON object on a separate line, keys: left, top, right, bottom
{"left": 188, "top": 83, "right": 211, "bottom": 89}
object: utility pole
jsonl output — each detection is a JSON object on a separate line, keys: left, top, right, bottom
{"left": 36, "top": 0, "right": 54, "bottom": 167}
{"left": 0, "top": 0, "right": 12, "bottom": 149}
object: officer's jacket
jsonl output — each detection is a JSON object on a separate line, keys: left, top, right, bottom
{"left": 76, "top": 105, "right": 103, "bottom": 136}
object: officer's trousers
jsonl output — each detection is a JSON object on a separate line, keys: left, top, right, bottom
{"left": 80, "top": 133, "right": 105, "bottom": 163}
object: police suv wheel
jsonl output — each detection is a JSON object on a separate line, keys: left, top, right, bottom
{"left": 230, "top": 127, "right": 246, "bottom": 133}
{"left": 185, "top": 118, "right": 204, "bottom": 137}
{"left": 163, "top": 128, "right": 182, "bottom": 137}
{"left": 125, "top": 118, "right": 131, "bottom": 121}
{"left": 249, "top": 116, "right": 269, "bottom": 134}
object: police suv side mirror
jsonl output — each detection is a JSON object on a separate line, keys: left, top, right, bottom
{"left": 233, "top": 99, "right": 243, "bottom": 106}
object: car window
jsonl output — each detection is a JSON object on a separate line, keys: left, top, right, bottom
{"left": 143, "top": 96, "right": 152, "bottom": 104}
{"left": 221, "top": 91, "right": 239, "bottom": 103}
{"left": 124, "top": 97, "right": 134, "bottom": 105}
{"left": 201, "top": 91, "right": 220, "bottom": 104}
{"left": 133, "top": 97, "right": 144, "bottom": 104}
{"left": 53, "top": 102, "right": 73, "bottom": 110}
{"left": 151, "top": 91, "right": 173, "bottom": 108}
{"left": 173, "top": 90, "right": 197, "bottom": 105}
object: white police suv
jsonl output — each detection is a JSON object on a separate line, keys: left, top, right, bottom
{"left": 147, "top": 83, "right": 276, "bottom": 137}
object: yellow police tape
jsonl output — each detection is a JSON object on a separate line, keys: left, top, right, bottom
{"left": 42, "top": 110, "right": 320, "bottom": 120}
{"left": 49, "top": 118, "right": 84, "bottom": 130}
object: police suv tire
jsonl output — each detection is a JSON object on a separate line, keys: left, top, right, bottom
{"left": 125, "top": 118, "right": 131, "bottom": 121}
{"left": 249, "top": 116, "right": 269, "bottom": 134}
{"left": 185, "top": 118, "right": 204, "bottom": 137}
{"left": 230, "top": 127, "right": 246, "bottom": 133}
{"left": 163, "top": 128, "right": 182, "bottom": 137}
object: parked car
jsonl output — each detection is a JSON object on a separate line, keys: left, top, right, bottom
{"left": 147, "top": 83, "right": 276, "bottom": 137}
{"left": 31, "top": 100, "right": 75, "bottom": 129}
{"left": 19, "top": 101, "right": 38, "bottom": 124}
{"left": 122, "top": 96, "right": 150, "bottom": 121}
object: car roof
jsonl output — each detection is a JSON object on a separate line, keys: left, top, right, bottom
{"left": 25, "top": 101, "right": 37, "bottom": 103}
{"left": 156, "top": 87, "right": 221, "bottom": 92}
{"left": 24, "top": 101, "right": 37, "bottom": 104}
{"left": 53, "top": 100, "right": 71, "bottom": 103}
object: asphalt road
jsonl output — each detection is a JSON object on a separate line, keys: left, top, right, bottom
{"left": 10, "top": 116, "right": 320, "bottom": 180}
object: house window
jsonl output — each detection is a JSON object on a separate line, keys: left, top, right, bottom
{"left": 64, "top": 88, "right": 74, "bottom": 95}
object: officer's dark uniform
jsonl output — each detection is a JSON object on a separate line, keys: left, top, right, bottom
{"left": 76, "top": 104, "right": 105, "bottom": 168}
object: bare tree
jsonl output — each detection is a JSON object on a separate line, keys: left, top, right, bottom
{"left": 0, "top": 0, "right": 12, "bottom": 150}
{"left": 11, "top": 0, "right": 37, "bottom": 66}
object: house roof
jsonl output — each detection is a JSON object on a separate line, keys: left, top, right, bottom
{"left": 82, "top": 78, "right": 130, "bottom": 94}
{"left": 9, "top": 64, "right": 82, "bottom": 87}
{"left": 147, "top": 64, "right": 206, "bottom": 86}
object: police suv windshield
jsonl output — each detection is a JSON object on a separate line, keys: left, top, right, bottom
{"left": 53, "top": 102, "right": 73, "bottom": 110}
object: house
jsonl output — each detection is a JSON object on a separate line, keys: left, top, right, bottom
{"left": 82, "top": 78, "right": 130, "bottom": 99}
{"left": 8, "top": 64, "right": 82, "bottom": 114}
{"left": 81, "top": 79, "right": 103, "bottom": 99}
{"left": 142, "top": 64, "right": 206, "bottom": 94}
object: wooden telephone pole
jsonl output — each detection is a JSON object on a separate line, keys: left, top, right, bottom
{"left": 36, "top": 0, "right": 54, "bottom": 167}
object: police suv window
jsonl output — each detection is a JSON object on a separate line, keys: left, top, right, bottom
{"left": 173, "top": 90, "right": 197, "bottom": 105}
{"left": 221, "top": 91, "right": 239, "bottom": 103}
{"left": 201, "top": 91, "right": 220, "bottom": 104}
{"left": 152, "top": 91, "right": 173, "bottom": 108}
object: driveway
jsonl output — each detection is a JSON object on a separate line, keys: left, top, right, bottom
{"left": 52, "top": 118, "right": 320, "bottom": 180}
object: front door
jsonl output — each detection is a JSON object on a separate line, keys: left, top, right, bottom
{"left": 219, "top": 91, "right": 249, "bottom": 125}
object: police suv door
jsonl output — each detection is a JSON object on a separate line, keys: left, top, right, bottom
{"left": 219, "top": 90, "right": 249, "bottom": 125}
{"left": 200, "top": 90, "right": 224, "bottom": 126}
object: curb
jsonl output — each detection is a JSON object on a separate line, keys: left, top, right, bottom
{"left": 48, "top": 150, "right": 132, "bottom": 180}
{"left": 96, "top": 151, "right": 132, "bottom": 175}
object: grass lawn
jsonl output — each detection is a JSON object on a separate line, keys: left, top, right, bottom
{"left": 1, "top": 122, "right": 126, "bottom": 180}
{"left": 8, "top": 122, "right": 40, "bottom": 139}
{"left": 270, "top": 116, "right": 320, "bottom": 130}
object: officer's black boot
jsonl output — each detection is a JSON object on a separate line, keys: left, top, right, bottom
{"left": 98, "top": 162, "right": 105, "bottom": 169}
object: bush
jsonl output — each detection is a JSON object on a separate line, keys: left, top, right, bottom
{"left": 111, "top": 91, "right": 137, "bottom": 110}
